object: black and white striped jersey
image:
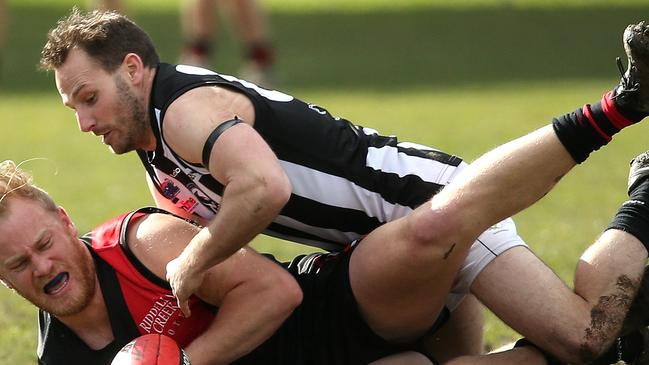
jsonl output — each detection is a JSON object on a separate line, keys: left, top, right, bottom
{"left": 140, "top": 63, "right": 465, "bottom": 252}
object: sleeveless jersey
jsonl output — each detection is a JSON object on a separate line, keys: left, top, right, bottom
{"left": 37, "top": 208, "right": 215, "bottom": 364}
{"left": 141, "top": 63, "right": 465, "bottom": 251}
{"left": 36, "top": 209, "right": 423, "bottom": 364}
{"left": 140, "top": 63, "right": 528, "bottom": 311}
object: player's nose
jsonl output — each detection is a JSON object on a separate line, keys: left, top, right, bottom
{"left": 76, "top": 109, "right": 97, "bottom": 133}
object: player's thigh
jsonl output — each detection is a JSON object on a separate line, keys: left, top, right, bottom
{"left": 348, "top": 211, "right": 470, "bottom": 340}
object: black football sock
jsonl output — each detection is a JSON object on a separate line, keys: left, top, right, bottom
{"left": 246, "top": 42, "right": 274, "bottom": 69}
{"left": 184, "top": 37, "right": 212, "bottom": 59}
{"left": 607, "top": 178, "right": 649, "bottom": 253}
{"left": 553, "top": 91, "right": 648, "bottom": 163}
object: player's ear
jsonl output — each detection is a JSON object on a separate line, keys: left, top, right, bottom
{"left": 122, "top": 53, "right": 144, "bottom": 84}
{"left": 57, "top": 206, "right": 77, "bottom": 236}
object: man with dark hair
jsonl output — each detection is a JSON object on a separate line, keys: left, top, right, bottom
{"left": 41, "top": 9, "right": 649, "bottom": 363}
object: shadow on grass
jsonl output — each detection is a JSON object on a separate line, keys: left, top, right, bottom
{"left": 3, "top": 4, "right": 649, "bottom": 93}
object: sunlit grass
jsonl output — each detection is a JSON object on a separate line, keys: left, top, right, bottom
{"left": 2, "top": 0, "right": 649, "bottom": 362}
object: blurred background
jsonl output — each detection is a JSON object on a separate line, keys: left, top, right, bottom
{"left": 2, "top": 0, "right": 649, "bottom": 362}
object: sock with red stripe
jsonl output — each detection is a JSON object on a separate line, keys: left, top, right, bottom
{"left": 246, "top": 42, "right": 275, "bottom": 69}
{"left": 184, "top": 38, "right": 212, "bottom": 58}
{"left": 552, "top": 90, "right": 648, "bottom": 163}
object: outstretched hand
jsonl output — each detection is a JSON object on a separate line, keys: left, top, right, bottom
{"left": 166, "top": 256, "right": 206, "bottom": 318}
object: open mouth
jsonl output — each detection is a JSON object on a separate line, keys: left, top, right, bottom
{"left": 44, "top": 272, "right": 69, "bottom": 295}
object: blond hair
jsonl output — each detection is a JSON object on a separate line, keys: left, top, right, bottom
{"left": 0, "top": 161, "right": 57, "bottom": 215}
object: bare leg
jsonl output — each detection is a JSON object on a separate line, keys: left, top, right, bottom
{"left": 472, "top": 234, "right": 646, "bottom": 364}
{"left": 434, "top": 125, "right": 575, "bottom": 232}
{"left": 227, "top": 0, "right": 275, "bottom": 85}
{"left": 228, "top": 0, "right": 269, "bottom": 46}
{"left": 180, "top": 0, "right": 218, "bottom": 67}
{"left": 349, "top": 125, "right": 579, "bottom": 340}
{"left": 423, "top": 294, "right": 484, "bottom": 363}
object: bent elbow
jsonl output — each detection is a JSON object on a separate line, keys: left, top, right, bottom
{"left": 260, "top": 172, "right": 292, "bottom": 213}
{"left": 271, "top": 173, "right": 292, "bottom": 207}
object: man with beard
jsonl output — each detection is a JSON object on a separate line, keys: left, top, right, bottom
{"left": 6, "top": 124, "right": 649, "bottom": 364}
{"left": 0, "top": 157, "right": 553, "bottom": 365}
{"left": 40, "top": 8, "right": 649, "bottom": 363}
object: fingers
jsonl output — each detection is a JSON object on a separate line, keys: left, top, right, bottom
{"left": 167, "top": 258, "right": 192, "bottom": 318}
{"left": 177, "top": 295, "right": 192, "bottom": 318}
{"left": 166, "top": 257, "right": 199, "bottom": 318}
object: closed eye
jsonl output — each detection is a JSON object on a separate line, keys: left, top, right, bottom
{"left": 9, "top": 259, "right": 29, "bottom": 272}
{"left": 37, "top": 238, "right": 52, "bottom": 251}
{"left": 85, "top": 93, "right": 97, "bottom": 106}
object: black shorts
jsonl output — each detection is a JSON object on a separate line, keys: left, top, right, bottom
{"left": 236, "top": 243, "right": 445, "bottom": 365}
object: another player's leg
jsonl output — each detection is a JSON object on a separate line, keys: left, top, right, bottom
{"left": 229, "top": 0, "right": 275, "bottom": 87}
{"left": 422, "top": 294, "right": 484, "bottom": 363}
{"left": 581, "top": 151, "right": 649, "bottom": 364}
{"left": 473, "top": 150, "right": 649, "bottom": 364}
{"left": 180, "top": 0, "right": 217, "bottom": 67}
{"left": 348, "top": 127, "right": 581, "bottom": 341}
{"left": 348, "top": 20, "right": 649, "bottom": 350}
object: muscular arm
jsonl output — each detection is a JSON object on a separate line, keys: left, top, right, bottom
{"left": 159, "top": 86, "right": 292, "bottom": 312}
{"left": 129, "top": 213, "right": 302, "bottom": 365}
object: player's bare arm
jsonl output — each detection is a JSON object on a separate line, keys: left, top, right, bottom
{"left": 161, "top": 86, "right": 292, "bottom": 313}
{"left": 127, "top": 212, "right": 302, "bottom": 365}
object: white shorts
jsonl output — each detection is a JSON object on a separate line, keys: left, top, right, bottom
{"left": 446, "top": 217, "right": 527, "bottom": 311}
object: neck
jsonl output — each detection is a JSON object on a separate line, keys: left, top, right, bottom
{"left": 58, "top": 276, "right": 113, "bottom": 350}
{"left": 140, "top": 66, "right": 158, "bottom": 151}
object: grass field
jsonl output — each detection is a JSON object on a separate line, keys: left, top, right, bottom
{"left": 2, "top": 0, "right": 649, "bottom": 363}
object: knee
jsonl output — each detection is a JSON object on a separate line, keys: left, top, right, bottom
{"left": 405, "top": 203, "right": 469, "bottom": 258}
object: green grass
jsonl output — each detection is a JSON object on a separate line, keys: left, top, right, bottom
{"left": 2, "top": 0, "right": 649, "bottom": 363}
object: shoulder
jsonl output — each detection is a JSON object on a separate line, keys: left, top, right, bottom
{"left": 165, "top": 84, "right": 255, "bottom": 126}
{"left": 161, "top": 84, "right": 256, "bottom": 164}
{"left": 125, "top": 212, "right": 200, "bottom": 279}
